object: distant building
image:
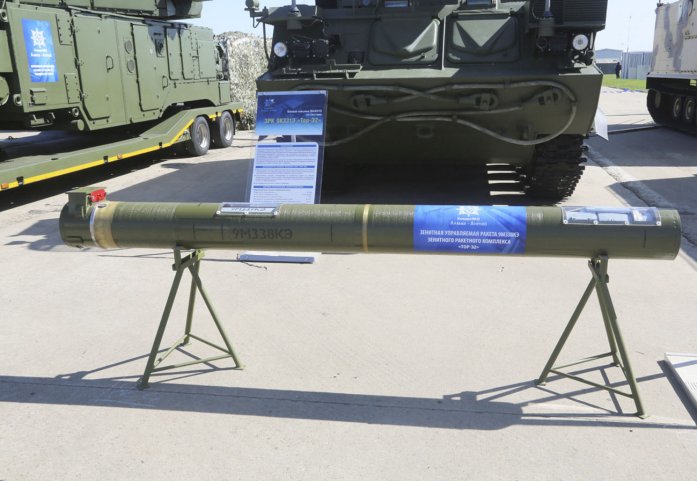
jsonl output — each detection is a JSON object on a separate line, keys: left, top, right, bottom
{"left": 595, "top": 48, "right": 622, "bottom": 75}
{"left": 596, "top": 48, "right": 623, "bottom": 62}
{"left": 594, "top": 49, "right": 652, "bottom": 79}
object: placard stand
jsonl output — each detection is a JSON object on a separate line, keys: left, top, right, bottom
{"left": 239, "top": 90, "right": 328, "bottom": 263}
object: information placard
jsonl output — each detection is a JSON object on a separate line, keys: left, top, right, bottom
{"left": 22, "top": 19, "right": 58, "bottom": 83}
{"left": 241, "top": 91, "right": 328, "bottom": 262}
{"left": 250, "top": 90, "right": 328, "bottom": 205}
{"left": 249, "top": 142, "right": 319, "bottom": 204}
{"left": 413, "top": 205, "right": 527, "bottom": 254}
{"left": 256, "top": 91, "right": 327, "bottom": 137}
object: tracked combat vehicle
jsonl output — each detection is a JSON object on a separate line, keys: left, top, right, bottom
{"left": 247, "top": 0, "right": 608, "bottom": 200}
{"left": 647, "top": 0, "right": 697, "bottom": 135}
{"left": 0, "top": 0, "right": 242, "bottom": 190}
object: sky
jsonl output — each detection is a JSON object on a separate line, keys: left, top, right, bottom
{"left": 191, "top": 0, "right": 660, "bottom": 52}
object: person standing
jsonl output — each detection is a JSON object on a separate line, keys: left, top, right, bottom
{"left": 615, "top": 61, "right": 622, "bottom": 79}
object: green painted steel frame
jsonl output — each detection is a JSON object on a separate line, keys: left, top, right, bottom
{"left": 137, "top": 250, "right": 648, "bottom": 417}
{"left": 137, "top": 249, "right": 243, "bottom": 390}
{"left": 537, "top": 256, "right": 647, "bottom": 418}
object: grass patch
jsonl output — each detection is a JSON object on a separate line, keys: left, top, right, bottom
{"left": 602, "top": 75, "right": 647, "bottom": 92}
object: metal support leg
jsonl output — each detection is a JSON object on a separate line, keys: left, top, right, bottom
{"left": 592, "top": 259, "right": 621, "bottom": 367}
{"left": 594, "top": 258, "right": 646, "bottom": 418}
{"left": 536, "top": 275, "right": 597, "bottom": 385}
{"left": 536, "top": 256, "right": 647, "bottom": 417}
{"left": 137, "top": 249, "right": 242, "bottom": 390}
{"left": 182, "top": 260, "right": 198, "bottom": 345}
{"left": 189, "top": 265, "right": 243, "bottom": 368}
{"left": 137, "top": 251, "right": 187, "bottom": 390}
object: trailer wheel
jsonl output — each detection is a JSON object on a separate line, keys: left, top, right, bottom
{"left": 672, "top": 96, "right": 684, "bottom": 121}
{"left": 186, "top": 116, "right": 210, "bottom": 156}
{"left": 652, "top": 89, "right": 662, "bottom": 110}
{"left": 684, "top": 98, "right": 696, "bottom": 124}
{"left": 211, "top": 111, "right": 235, "bottom": 148}
{"left": 647, "top": 89, "right": 662, "bottom": 125}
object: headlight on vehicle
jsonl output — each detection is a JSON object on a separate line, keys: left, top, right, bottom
{"left": 273, "top": 42, "right": 288, "bottom": 58}
{"left": 572, "top": 34, "right": 590, "bottom": 51}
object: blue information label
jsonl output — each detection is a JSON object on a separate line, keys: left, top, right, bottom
{"left": 413, "top": 205, "right": 526, "bottom": 254}
{"left": 22, "top": 19, "right": 58, "bottom": 83}
{"left": 256, "top": 91, "right": 327, "bottom": 136}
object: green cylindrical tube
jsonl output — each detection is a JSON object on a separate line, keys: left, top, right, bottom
{"left": 59, "top": 188, "right": 682, "bottom": 260}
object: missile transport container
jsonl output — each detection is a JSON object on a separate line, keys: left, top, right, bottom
{"left": 647, "top": 0, "right": 697, "bottom": 134}
{"left": 247, "top": 0, "right": 608, "bottom": 201}
{"left": 0, "top": 0, "right": 242, "bottom": 190}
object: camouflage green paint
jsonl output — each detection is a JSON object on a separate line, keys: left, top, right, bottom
{"left": 137, "top": 249, "right": 243, "bottom": 390}
{"left": 0, "top": 1, "right": 230, "bottom": 131}
{"left": 250, "top": 0, "right": 608, "bottom": 174}
{"left": 61, "top": 190, "right": 674, "bottom": 415}
{"left": 0, "top": 104, "right": 242, "bottom": 189}
{"left": 60, "top": 189, "right": 682, "bottom": 260}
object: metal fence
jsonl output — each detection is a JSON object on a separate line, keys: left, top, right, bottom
{"left": 620, "top": 51, "right": 653, "bottom": 80}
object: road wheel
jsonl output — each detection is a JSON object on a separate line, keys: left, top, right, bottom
{"left": 185, "top": 116, "right": 210, "bottom": 156}
{"left": 647, "top": 89, "right": 663, "bottom": 124}
{"left": 652, "top": 89, "right": 662, "bottom": 109}
{"left": 522, "top": 135, "right": 586, "bottom": 202}
{"left": 671, "top": 96, "right": 684, "bottom": 121}
{"left": 211, "top": 111, "right": 235, "bottom": 148}
{"left": 684, "top": 97, "right": 696, "bottom": 124}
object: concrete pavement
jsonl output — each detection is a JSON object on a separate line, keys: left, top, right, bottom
{"left": 1, "top": 94, "right": 697, "bottom": 480}
{"left": 597, "top": 87, "right": 654, "bottom": 130}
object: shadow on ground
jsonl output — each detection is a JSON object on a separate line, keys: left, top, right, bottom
{"left": 597, "top": 127, "right": 697, "bottom": 168}
{"left": 3, "top": 150, "right": 551, "bottom": 252}
{"left": 321, "top": 163, "right": 533, "bottom": 205}
{"left": 2, "top": 354, "right": 695, "bottom": 430}
{"left": 109, "top": 159, "right": 546, "bottom": 206}
{"left": 0, "top": 140, "right": 256, "bottom": 211}
{"left": 0, "top": 148, "right": 172, "bottom": 212}
{"left": 2, "top": 134, "right": 554, "bottom": 210}
{"left": 4, "top": 217, "right": 62, "bottom": 251}
{"left": 587, "top": 126, "right": 697, "bottom": 264}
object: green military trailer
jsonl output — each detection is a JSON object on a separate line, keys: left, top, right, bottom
{"left": 0, "top": 0, "right": 242, "bottom": 190}
{"left": 247, "top": 0, "right": 608, "bottom": 201}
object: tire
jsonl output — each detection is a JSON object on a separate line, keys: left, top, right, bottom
{"left": 684, "top": 97, "right": 696, "bottom": 124}
{"left": 671, "top": 96, "right": 684, "bottom": 121}
{"left": 646, "top": 89, "right": 663, "bottom": 125}
{"left": 185, "top": 116, "right": 210, "bottom": 156}
{"left": 211, "top": 111, "right": 235, "bottom": 148}
{"left": 652, "top": 89, "right": 662, "bottom": 110}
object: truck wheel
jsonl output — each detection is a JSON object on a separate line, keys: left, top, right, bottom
{"left": 211, "top": 111, "right": 235, "bottom": 148}
{"left": 671, "top": 96, "right": 684, "bottom": 121}
{"left": 186, "top": 116, "right": 210, "bottom": 156}
{"left": 684, "top": 98, "right": 696, "bottom": 124}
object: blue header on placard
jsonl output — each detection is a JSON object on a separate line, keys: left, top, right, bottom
{"left": 256, "top": 91, "right": 327, "bottom": 136}
{"left": 22, "top": 19, "right": 58, "bottom": 83}
{"left": 413, "top": 206, "right": 526, "bottom": 254}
